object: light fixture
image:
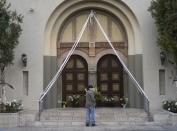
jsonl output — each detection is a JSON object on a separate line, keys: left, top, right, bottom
{"left": 21, "top": 54, "right": 27, "bottom": 67}
{"left": 160, "top": 51, "right": 166, "bottom": 65}
{"left": 29, "top": 8, "right": 34, "bottom": 13}
{"left": 174, "top": 72, "right": 177, "bottom": 88}
{"left": 174, "top": 79, "right": 177, "bottom": 88}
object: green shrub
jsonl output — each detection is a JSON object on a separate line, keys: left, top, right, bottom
{"left": 162, "top": 100, "right": 177, "bottom": 113}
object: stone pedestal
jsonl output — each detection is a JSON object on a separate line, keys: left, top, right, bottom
{"left": 0, "top": 113, "right": 18, "bottom": 128}
{"left": 153, "top": 110, "right": 177, "bottom": 125}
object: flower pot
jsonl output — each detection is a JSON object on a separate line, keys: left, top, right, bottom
{"left": 122, "top": 104, "right": 127, "bottom": 108}
{"left": 72, "top": 103, "right": 79, "bottom": 107}
{"left": 0, "top": 113, "right": 18, "bottom": 128}
{"left": 105, "top": 102, "right": 115, "bottom": 107}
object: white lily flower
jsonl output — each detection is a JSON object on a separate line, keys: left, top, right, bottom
{"left": 13, "top": 99, "right": 17, "bottom": 102}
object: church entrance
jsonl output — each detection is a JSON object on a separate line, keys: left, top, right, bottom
{"left": 59, "top": 10, "right": 127, "bottom": 107}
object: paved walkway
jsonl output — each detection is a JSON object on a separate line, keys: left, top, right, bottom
{"left": 0, "top": 124, "right": 177, "bottom": 131}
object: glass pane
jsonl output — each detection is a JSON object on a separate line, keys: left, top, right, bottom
{"left": 66, "top": 73, "right": 73, "bottom": 80}
{"left": 66, "top": 59, "right": 74, "bottom": 69}
{"left": 76, "top": 59, "right": 84, "bottom": 68}
{"left": 77, "top": 73, "right": 85, "bottom": 81}
{"left": 101, "top": 59, "right": 108, "bottom": 68}
{"left": 100, "top": 83, "right": 108, "bottom": 91}
{"left": 100, "top": 73, "right": 108, "bottom": 81}
{"left": 112, "top": 83, "right": 120, "bottom": 91}
{"left": 112, "top": 73, "right": 120, "bottom": 80}
{"left": 77, "top": 83, "right": 85, "bottom": 91}
{"left": 66, "top": 84, "right": 73, "bottom": 91}
{"left": 112, "top": 59, "right": 118, "bottom": 67}
{"left": 113, "top": 95, "right": 119, "bottom": 102}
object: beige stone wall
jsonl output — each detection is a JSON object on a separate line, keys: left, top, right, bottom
{"left": 43, "top": 0, "right": 143, "bottom": 56}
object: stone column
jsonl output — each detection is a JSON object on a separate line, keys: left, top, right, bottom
{"left": 127, "top": 55, "right": 143, "bottom": 108}
{"left": 88, "top": 61, "right": 97, "bottom": 87}
{"left": 43, "top": 56, "right": 58, "bottom": 109}
{"left": 88, "top": 71, "right": 97, "bottom": 87}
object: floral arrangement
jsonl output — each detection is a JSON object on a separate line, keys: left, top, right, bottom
{"left": 58, "top": 101, "right": 67, "bottom": 108}
{"left": 0, "top": 99, "right": 23, "bottom": 113}
{"left": 120, "top": 96, "right": 128, "bottom": 108}
{"left": 67, "top": 95, "right": 80, "bottom": 107}
{"left": 104, "top": 96, "right": 115, "bottom": 106}
{"left": 93, "top": 86, "right": 102, "bottom": 102}
{"left": 162, "top": 100, "right": 177, "bottom": 113}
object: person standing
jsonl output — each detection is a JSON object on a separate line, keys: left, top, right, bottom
{"left": 86, "top": 85, "right": 95, "bottom": 126}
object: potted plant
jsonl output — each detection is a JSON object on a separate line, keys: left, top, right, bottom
{"left": 162, "top": 100, "right": 177, "bottom": 125}
{"left": 0, "top": 99, "right": 23, "bottom": 128}
{"left": 162, "top": 100, "right": 177, "bottom": 113}
{"left": 120, "top": 96, "right": 128, "bottom": 108}
{"left": 104, "top": 96, "right": 115, "bottom": 107}
{"left": 0, "top": 99, "right": 22, "bottom": 113}
{"left": 58, "top": 100, "right": 67, "bottom": 108}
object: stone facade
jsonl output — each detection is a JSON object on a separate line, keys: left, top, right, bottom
{"left": 3, "top": 0, "right": 177, "bottom": 113}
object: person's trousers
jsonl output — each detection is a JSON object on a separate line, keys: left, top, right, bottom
{"left": 86, "top": 106, "right": 95, "bottom": 125}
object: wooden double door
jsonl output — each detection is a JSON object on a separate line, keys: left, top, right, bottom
{"left": 62, "top": 54, "right": 123, "bottom": 107}
{"left": 62, "top": 55, "right": 88, "bottom": 107}
{"left": 97, "top": 55, "right": 123, "bottom": 106}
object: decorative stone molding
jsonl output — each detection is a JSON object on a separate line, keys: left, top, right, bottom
{"left": 89, "top": 42, "right": 95, "bottom": 56}
{"left": 43, "top": 0, "right": 143, "bottom": 56}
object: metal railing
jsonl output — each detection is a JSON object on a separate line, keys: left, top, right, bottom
{"left": 94, "top": 14, "right": 150, "bottom": 117}
{"left": 38, "top": 11, "right": 150, "bottom": 120}
{"left": 38, "top": 13, "right": 92, "bottom": 120}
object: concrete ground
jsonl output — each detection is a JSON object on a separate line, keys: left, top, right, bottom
{"left": 0, "top": 124, "right": 177, "bottom": 131}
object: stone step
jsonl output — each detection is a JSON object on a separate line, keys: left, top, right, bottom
{"left": 33, "top": 121, "right": 160, "bottom": 127}
{"left": 40, "top": 108, "right": 149, "bottom": 123}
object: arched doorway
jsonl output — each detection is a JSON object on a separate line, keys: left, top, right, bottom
{"left": 97, "top": 54, "right": 123, "bottom": 107}
{"left": 62, "top": 55, "right": 88, "bottom": 107}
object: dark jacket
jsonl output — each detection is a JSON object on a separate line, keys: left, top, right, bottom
{"left": 86, "top": 89, "right": 95, "bottom": 108}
